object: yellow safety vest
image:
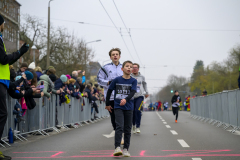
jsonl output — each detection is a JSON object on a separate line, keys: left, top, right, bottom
{"left": 0, "top": 38, "right": 10, "bottom": 80}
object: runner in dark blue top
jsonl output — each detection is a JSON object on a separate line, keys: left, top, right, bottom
{"left": 106, "top": 60, "right": 137, "bottom": 157}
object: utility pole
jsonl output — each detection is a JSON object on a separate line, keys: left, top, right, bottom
{"left": 46, "top": 0, "right": 53, "bottom": 69}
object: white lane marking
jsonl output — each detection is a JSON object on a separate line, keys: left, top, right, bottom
{"left": 170, "top": 130, "right": 178, "bottom": 135}
{"left": 162, "top": 120, "right": 165, "bottom": 121}
{"left": 192, "top": 158, "right": 202, "bottom": 160}
{"left": 178, "top": 139, "right": 190, "bottom": 147}
{"left": 166, "top": 125, "right": 171, "bottom": 128}
{"left": 163, "top": 122, "right": 167, "bottom": 124}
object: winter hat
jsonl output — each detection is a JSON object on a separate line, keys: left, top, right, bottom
{"left": 15, "top": 76, "right": 22, "bottom": 81}
{"left": 66, "top": 74, "right": 71, "bottom": 80}
{"left": 48, "top": 66, "right": 55, "bottom": 70}
{"left": 20, "top": 62, "right": 28, "bottom": 68}
{"left": 0, "top": 15, "right": 4, "bottom": 26}
{"left": 60, "top": 75, "right": 68, "bottom": 83}
{"left": 49, "top": 74, "right": 56, "bottom": 82}
{"left": 28, "top": 62, "right": 35, "bottom": 69}
{"left": 24, "top": 71, "right": 33, "bottom": 80}
{"left": 47, "top": 68, "right": 56, "bottom": 75}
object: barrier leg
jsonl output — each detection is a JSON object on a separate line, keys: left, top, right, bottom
{"left": 0, "top": 139, "right": 10, "bottom": 147}
{"left": 17, "top": 134, "right": 28, "bottom": 141}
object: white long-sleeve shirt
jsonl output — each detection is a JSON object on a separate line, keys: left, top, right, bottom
{"left": 97, "top": 62, "right": 123, "bottom": 101}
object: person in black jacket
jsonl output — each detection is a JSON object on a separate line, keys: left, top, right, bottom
{"left": 0, "top": 14, "right": 29, "bottom": 160}
{"left": 171, "top": 90, "right": 181, "bottom": 123}
{"left": 238, "top": 67, "right": 240, "bottom": 89}
{"left": 84, "top": 84, "right": 93, "bottom": 103}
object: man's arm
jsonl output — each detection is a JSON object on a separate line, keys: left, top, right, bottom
{"left": 142, "top": 76, "right": 149, "bottom": 97}
{"left": 106, "top": 89, "right": 113, "bottom": 106}
{"left": 97, "top": 68, "right": 109, "bottom": 87}
{"left": 0, "top": 40, "right": 29, "bottom": 65}
{"left": 105, "top": 78, "right": 117, "bottom": 112}
{"left": 0, "top": 39, "right": 20, "bottom": 65}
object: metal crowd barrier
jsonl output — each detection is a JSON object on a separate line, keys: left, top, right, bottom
{"left": 190, "top": 89, "right": 240, "bottom": 133}
{"left": 1, "top": 95, "right": 109, "bottom": 148}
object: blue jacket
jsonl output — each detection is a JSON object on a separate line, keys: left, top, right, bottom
{"left": 68, "top": 84, "right": 74, "bottom": 91}
{"left": 54, "top": 78, "right": 64, "bottom": 90}
{"left": 36, "top": 71, "right": 43, "bottom": 81}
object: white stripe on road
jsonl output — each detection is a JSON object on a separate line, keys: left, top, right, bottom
{"left": 177, "top": 139, "right": 190, "bottom": 147}
{"left": 170, "top": 130, "right": 178, "bottom": 135}
{"left": 163, "top": 122, "right": 167, "bottom": 124}
{"left": 192, "top": 158, "right": 202, "bottom": 160}
{"left": 162, "top": 120, "right": 165, "bottom": 121}
{"left": 166, "top": 125, "right": 171, "bottom": 128}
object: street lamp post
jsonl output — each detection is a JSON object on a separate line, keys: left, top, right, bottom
{"left": 31, "top": 45, "right": 37, "bottom": 64}
{"left": 47, "top": 0, "right": 53, "bottom": 69}
{"left": 85, "top": 39, "right": 101, "bottom": 71}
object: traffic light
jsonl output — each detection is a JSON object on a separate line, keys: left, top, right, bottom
{"left": 171, "top": 89, "right": 173, "bottom": 93}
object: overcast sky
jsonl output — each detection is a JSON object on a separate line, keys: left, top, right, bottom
{"left": 17, "top": 0, "right": 240, "bottom": 94}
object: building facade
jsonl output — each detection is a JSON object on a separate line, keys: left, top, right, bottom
{"left": 0, "top": 0, "right": 20, "bottom": 53}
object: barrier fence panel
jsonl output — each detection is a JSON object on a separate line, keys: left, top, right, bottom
{"left": 221, "top": 92, "right": 229, "bottom": 125}
{"left": 228, "top": 90, "right": 238, "bottom": 127}
{"left": 190, "top": 89, "right": 240, "bottom": 131}
{"left": 2, "top": 94, "right": 107, "bottom": 148}
{"left": 216, "top": 93, "right": 223, "bottom": 123}
{"left": 204, "top": 96, "right": 209, "bottom": 119}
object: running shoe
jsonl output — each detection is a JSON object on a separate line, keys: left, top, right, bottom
{"left": 175, "top": 120, "right": 177, "bottom": 123}
{"left": 121, "top": 137, "right": 124, "bottom": 145}
{"left": 113, "top": 147, "right": 123, "bottom": 156}
{"left": 122, "top": 149, "right": 131, "bottom": 157}
{"left": 136, "top": 128, "right": 141, "bottom": 133}
{"left": 132, "top": 125, "right": 136, "bottom": 134}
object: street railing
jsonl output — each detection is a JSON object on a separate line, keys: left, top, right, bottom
{"left": 190, "top": 89, "right": 240, "bottom": 133}
{"left": 1, "top": 95, "right": 109, "bottom": 148}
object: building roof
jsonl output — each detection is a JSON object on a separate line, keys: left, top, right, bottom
{"left": 15, "top": 0, "right": 21, "bottom": 6}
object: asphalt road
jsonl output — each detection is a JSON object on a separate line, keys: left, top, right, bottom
{"left": 1, "top": 111, "right": 240, "bottom": 160}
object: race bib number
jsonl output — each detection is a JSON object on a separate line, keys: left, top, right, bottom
{"left": 137, "top": 85, "right": 140, "bottom": 93}
{"left": 137, "top": 82, "right": 141, "bottom": 93}
{"left": 116, "top": 83, "right": 133, "bottom": 100}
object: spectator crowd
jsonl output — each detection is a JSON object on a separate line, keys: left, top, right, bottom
{"left": 8, "top": 61, "right": 105, "bottom": 133}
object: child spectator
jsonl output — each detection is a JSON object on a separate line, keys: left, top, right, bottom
{"left": 16, "top": 62, "right": 28, "bottom": 76}
{"left": 34, "top": 66, "right": 43, "bottom": 81}
{"left": 37, "top": 74, "right": 54, "bottom": 98}
{"left": 68, "top": 78, "right": 76, "bottom": 93}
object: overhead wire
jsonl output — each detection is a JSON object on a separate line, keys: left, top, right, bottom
{"left": 38, "top": 17, "right": 240, "bottom": 32}
{"left": 99, "top": 0, "right": 135, "bottom": 61}
{"left": 112, "top": 0, "right": 143, "bottom": 65}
